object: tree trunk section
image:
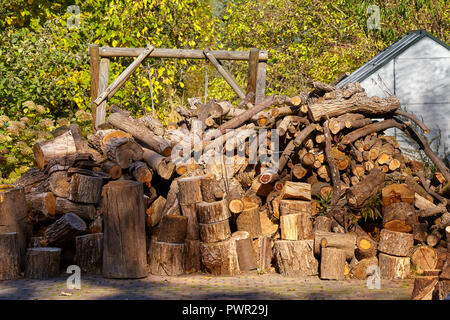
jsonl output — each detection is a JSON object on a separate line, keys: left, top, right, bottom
{"left": 49, "top": 171, "right": 71, "bottom": 198}
{"left": 378, "top": 229, "right": 413, "bottom": 257}
{"left": 142, "top": 148, "right": 175, "bottom": 180}
{"left": 355, "top": 235, "right": 377, "bottom": 260}
{"left": 0, "top": 233, "right": 21, "bottom": 280}
{"left": 280, "top": 181, "right": 311, "bottom": 200}
{"left": 25, "top": 248, "right": 61, "bottom": 279}
{"left": 200, "top": 238, "right": 239, "bottom": 276}
{"left": 104, "top": 137, "right": 143, "bottom": 169}
{"left": 25, "top": 192, "right": 56, "bottom": 219}
{"left": 149, "top": 241, "right": 185, "bottom": 276}
{"left": 381, "top": 184, "right": 414, "bottom": 208}
{"left": 55, "top": 198, "right": 96, "bottom": 220}
{"left": 279, "top": 199, "right": 311, "bottom": 216}
{"left": 129, "top": 161, "right": 153, "bottom": 184}
{"left": 200, "top": 175, "right": 224, "bottom": 202}
{"left": 382, "top": 202, "right": 416, "bottom": 233}
{"left": 253, "top": 236, "right": 272, "bottom": 272}
{"left": 320, "top": 247, "right": 346, "bottom": 280}
{"left": 345, "top": 168, "right": 385, "bottom": 208}
{"left": 185, "top": 239, "right": 200, "bottom": 274}
{"left": 75, "top": 233, "right": 103, "bottom": 275}
{"left": 157, "top": 215, "right": 187, "bottom": 244}
{"left": 102, "top": 180, "right": 147, "bottom": 279}
{"left": 274, "top": 240, "right": 318, "bottom": 276}
{"left": 177, "top": 176, "right": 203, "bottom": 205}
{"left": 379, "top": 253, "right": 410, "bottom": 279}
{"left": 411, "top": 246, "right": 438, "bottom": 272}
{"left": 147, "top": 196, "right": 166, "bottom": 227}
{"left": 68, "top": 174, "right": 103, "bottom": 204}
{"left": 180, "top": 203, "right": 199, "bottom": 240}
{"left": 313, "top": 231, "right": 356, "bottom": 260}
{"left": 411, "top": 276, "right": 439, "bottom": 300}
{"left": 314, "top": 215, "right": 332, "bottom": 232}
{"left": 32, "top": 130, "right": 77, "bottom": 169}
{"left": 199, "top": 219, "right": 231, "bottom": 243}
{"left": 351, "top": 256, "right": 378, "bottom": 280}
{"left": 196, "top": 199, "right": 230, "bottom": 224}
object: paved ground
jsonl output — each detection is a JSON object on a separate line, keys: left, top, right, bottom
{"left": 0, "top": 272, "right": 413, "bottom": 300}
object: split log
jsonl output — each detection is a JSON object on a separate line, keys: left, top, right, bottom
{"left": 157, "top": 215, "right": 187, "bottom": 244}
{"left": 232, "top": 231, "right": 257, "bottom": 272}
{"left": 355, "top": 236, "right": 377, "bottom": 260}
{"left": 199, "top": 219, "right": 231, "bottom": 243}
{"left": 280, "top": 181, "right": 311, "bottom": 200}
{"left": 379, "top": 253, "right": 410, "bottom": 279}
{"left": 44, "top": 212, "right": 87, "bottom": 247}
{"left": 49, "top": 171, "right": 71, "bottom": 198}
{"left": 320, "top": 247, "right": 346, "bottom": 280}
{"left": 411, "top": 246, "right": 438, "bottom": 272}
{"left": 280, "top": 213, "right": 313, "bottom": 240}
{"left": 200, "top": 238, "right": 239, "bottom": 276}
{"left": 75, "top": 233, "right": 103, "bottom": 275}
{"left": 196, "top": 200, "right": 230, "bottom": 225}
{"left": 32, "top": 130, "right": 77, "bottom": 169}
{"left": 108, "top": 112, "right": 172, "bottom": 156}
{"left": 25, "top": 248, "right": 61, "bottom": 279}
{"left": 185, "top": 239, "right": 201, "bottom": 274}
{"left": 68, "top": 174, "right": 103, "bottom": 204}
{"left": 381, "top": 184, "right": 415, "bottom": 208}
{"left": 345, "top": 168, "right": 385, "bottom": 208}
{"left": 314, "top": 215, "right": 332, "bottom": 232}
{"left": 0, "top": 232, "right": 20, "bottom": 280}
{"left": 200, "top": 175, "right": 224, "bottom": 202}
{"left": 25, "top": 192, "right": 56, "bottom": 218}
{"left": 129, "top": 161, "right": 153, "bottom": 184}
{"left": 279, "top": 199, "right": 311, "bottom": 216}
{"left": 177, "top": 176, "right": 203, "bottom": 204}
{"left": 259, "top": 209, "right": 278, "bottom": 236}
{"left": 236, "top": 203, "right": 262, "bottom": 239}
{"left": 253, "top": 236, "right": 272, "bottom": 272}
{"left": 351, "top": 256, "right": 378, "bottom": 280}
{"left": 313, "top": 231, "right": 356, "bottom": 260}
{"left": 102, "top": 180, "right": 147, "bottom": 279}
{"left": 382, "top": 202, "right": 417, "bottom": 233}
{"left": 180, "top": 203, "right": 199, "bottom": 240}
{"left": 55, "top": 198, "right": 96, "bottom": 220}
{"left": 146, "top": 196, "right": 166, "bottom": 227}
{"left": 411, "top": 276, "right": 439, "bottom": 300}
{"left": 378, "top": 229, "right": 414, "bottom": 257}
{"left": 142, "top": 148, "right": 175, "bottom": 180}
{"left": 149, "top": 241, "right": 185, "bottom": 276}
{"left": 273, "top": 240, "right": 318, "bottom": 276}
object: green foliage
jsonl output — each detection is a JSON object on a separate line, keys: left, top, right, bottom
{"left": 360, "top": 190, "right": 383, "bottom": 222}
{"left": 315, "top": 190, "right": 333, "bottom": 216}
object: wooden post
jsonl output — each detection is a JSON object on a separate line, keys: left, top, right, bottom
{"left": 246, "top": 48, "right": 259, "bottom": 103}
{"left": 95, "top": 58, "right": 110, "bottom": 130}
{"left": 89, "top": 44, "right": 100, "bottom": 132}
{"left": 255, "top": 61, "right": 267, "bottom": 104}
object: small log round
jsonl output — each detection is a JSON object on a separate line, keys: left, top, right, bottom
{"left": 196, "top": 199, "right": 230, "bottom": 224}
{"left": 320, "top": 247, "right": 346, "bottom": 280}
{"left": 379, "top": 253, "right": 410, "bottom": 280}
{"left": 199, "top": 219, "right": 231, "bottom": 243}
{"left": 75, "top": 233, "right": 103, "bottom": 275}
{"left": 69, "top": 174, "right": 103, "bottom": 204}
{"left": 351, "top": 256, "right": 378, "bottom": 280}
{"left": 25, "top": 247, "right": 61, "bottom": 279}
{"left": 200, "top": 238, "right": 239, "bottom": 276}
{"left": 44, "top": 212, "right": 87, "bottom": 247}
{"left": 157, "top": 215, "right": 188, "bottom": 244}
{"left": 0, "top": 232, "right": 21, "bottom": 280}
{"left": 378, "top": 229, "right": 414, "bottom": 257}
{"left": 355, "top": 236, "right": 377, "bottom": 260}
{"left": 149, "top": 241, "right": 185, "bottom": 276}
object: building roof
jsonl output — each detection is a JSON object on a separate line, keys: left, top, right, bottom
{"left": 336, "top": 30, "right": 450, "bottom": 88}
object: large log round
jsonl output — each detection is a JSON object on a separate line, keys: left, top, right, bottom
{"left": 382, "top": 202, "right": 416, "bottom": 233}
{"left": 196, "top": 199, "right": 230, "bottom": 224}
{"left": 199, "top": 219, "right": 231, "bottom": 243}
{"left": 102, "top": 180, "right": 147, "bottom": 279}
{"left": 379, "top": 253, "right": 410, "bottom": 280}
{"left": 273, "top": 240, "right": 318, "bottom": 276}
{"left": 177, "top": 176, "right": 203, "bottom": 205}
{"left": 378, "top": 229, "right": 414, "bottom": 257}
{"left": 0, "top": 232, "right": 21, "bottom": 280}
{"left": 25, "top": 247, "right": 61, "bottom": 279}
{"left": 200, "top": 238, "right": 239, "bottom": 276}
{"left": 320, "top": 247, "right": 346, "bottom": 280}
{"left": 149, "top": 241, "right": 185, "bottom": 276}
{"left": 411, "top": 246, "right": 438, "bottom": 272}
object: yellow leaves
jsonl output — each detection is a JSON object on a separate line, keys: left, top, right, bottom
{"left": 188, "top": 40, "right": 196, "bottom": 47}
{"left": 112, "top": 40, "right": 118, "bottom": 47}
{"left": 179, "top": 82, "right": 184, "bottom": 88}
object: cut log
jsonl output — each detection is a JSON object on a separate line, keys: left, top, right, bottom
{"left": 199, "top": 219, "right": 231, "bottom": 243}
{"left": 0, "top": 232, "right": 20, "bottom": 280}
{"left": 345, "top": 168, "right": 385, "bottom": 208}
{"left": 185, "top": 239, "right": 201, "bottom": 274}
{"left": 232, "top": 231, "right": 257, "bottom": 272}
{"left": 279, "top": 199, "right": 311, "bottom": 216}
{"left": 379, "top": 253, "right": 410, "bottom": 279}
{"left": 381, "top": 184, "right": 414, "bottom": 208}
{"left": 355, "top": 236, "right": 378, "bottom": 260}
{"left": 55, "top": 198, "right": 96, "bottom": 220}
{"left": 411, "top": 246, "right": 438, "bottom": 272}
{"left": 33, "top": 130, "right": 77, "bottom": 169}
{"left": 68, "top": 174, "right": 103, "bottom": 204}
{"left": 382, "top": 202, "right": 417, "bottom": 233}
{"left": 157, "top": 215, "right": 188, "bottom": 244}
{"left": 236, "top": 203, "right": 262, "bottom": 239}
{"left": 129, "top": 161, "right": 153, "bottom": 184}
{"left": 413, "top": 223, "right": 429, "bottom": 244}
{"left": 25, "top": 248, "right": 61, "bottom": 279}
{"left": 197, "top": 200, "right": 230, "bottom": 224}
{"left": 427, "top": 230, "right": 443, "bottom": 247}
{"left": 142, "top": 148, "right": 175, "bottom": 180}
{"left": 280, "top": 213, "right": 313, "bottom": 240}
{"left": 320, "top": 247, "right": 346, "bottom": 280}
{"left": 411, "top": 276, "right": 439, "bottom": 300}
{"left": 200, "top": 175, "right": 224, "bottom": 202}
{"left": 146, "top": 196, "right": 166, "bottom": 227}
{"left": 149, "top": 241, "right": 185, "bottom": 276}
{"left": 273, "top": 240, "right": 318, "bottom": 276}
{"left": 75, "top": 233, "right": 103, "bottom": 275}
{"left": 378, "top": 229, "right": 414, "bottom": 257}
{"left": 49, "top": 171, "right": 71, "bottom": 198}
{"left": 253, "top": 236, "right": 272, "bottom": 272}
{"left": 280, "top": 181, "right": 311, "bottom": 200}
{"left": 44, "top": 212, "right": 87, "bottom": 247}
{"left": 97, "top": 160, "right": 122, "bottom": 179}
{"left": 177, "top": 176, "right": 203, "bottom": 205}
{"left": 104, "top": 137, "right": 143, "bottom": 169}
{"left": 25, "top": 192, "right": 56, "bottom": 218}
{"left": 102, "top": 180, "right": 147, "bottom": 279}
{"left": 314, "top": 215, "right": 332, "bottom": 232}
{"left": 351, "top": 256, "right": 378, "bottom": 280}
{"left": 313, "top": 231, "right": 356, "bottom": 260}
{"left": 200, "top": 238, "right": 239, "bottom": 276}
{"left": 108, "top": 112, "right": 172, "bottom": 156}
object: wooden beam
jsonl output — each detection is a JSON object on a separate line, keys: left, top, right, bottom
{"left": 89, "top": 44, "right": 100, "bottom": 131}
{"left": 204, "top": 48, "right": 246, "bottom": 100}
{"left": 246, "top": 48, "right": 259, "bottom": 103}
{"left": 255, "top": 61, "right": 267, "bottom": 104}
{"left": 94, "top": 46, "right": 154, "bottom": 106}
{"left": 95, "top": 58, "right": 110, "bottom": 130}
{"left": 99, "top": 47, "right": 269, "bottom": 61}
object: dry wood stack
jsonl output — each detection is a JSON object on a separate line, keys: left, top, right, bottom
{"left": 1, "top": 79, "right": 448, "bottom": 298}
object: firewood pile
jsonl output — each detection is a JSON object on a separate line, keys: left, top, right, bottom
{"left": 0, "top": 81, "right": 449, "bottom": 300}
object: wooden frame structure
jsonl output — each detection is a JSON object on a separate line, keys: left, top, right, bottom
{"left": 89, "top": 44, "right": 268, "bottom": 131}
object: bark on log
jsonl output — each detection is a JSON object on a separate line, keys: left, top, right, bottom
{"left": 382, "top": 202, "right": 417, "bottom": 233}
{"left": 232, "top": 231, "right": 257, "bottom": 272}
{"left": 44, "top": 212, "right": 87, "bottom": 247}
{"left": 157, "top": 215, "right": 187, "bottom": 244}
{"left": 75, "top": 233, "right": 103, "bottom": 275}
{"left": 147, "top": 196, "right": 166, "bottom": 227}
{"left": 0, "top": 232, "right": 21, "bottom": 280}
{"left": 313, "top": 231, "right": 356, "bottom": 260}
{"left": 129, "top": 161, "right": 153, "bottom": 184}
{"left": 142, "top": 148, "right": 175, "bottom": 180}
{"left": 49, "top": 171, "right": 71, "bottom": 198}
{"left": 99, "top": 160, "right": 122, "bottom": 179}
{"left": 185, "top": 239, "right": 201, "bottom": 274}
{"left": 149, "top": 241, "right": 185, "bottom": 276}
{"left": 102, "top": 180, "right": 147, "bottom": 279}
{"left": 411, "top": 246, "right": 438, "bottom": 272}
{"left": 340, "top": 119, "right": 405, "bottom": 146}
{"left": 378, "top": 229, "right": 414, "bottom": 257}
{"left": 351, "top": 256, "right": 378, "bottom": 280}
{"left": 32, "top": 130, "right": 77, "bottom": 169}
{"left": 104, "top": 137, "right": 143, "bottom": 169}
{"left": 25, "top": 192, "right": 56, "bottom": 218}
{"left": 253, "top": 236, "right": 272, "bottom": 272}
{"left": 320, "top": 247, "right": 346, "bottom": 280}
{"left": 25, "top": 248, "right": 61, "bottom": 279}
{"left": 379, "top": 253, "right": 410, "bottom": 279}
{"left": 199, "top": 219, "right": 231, "bottom": 243}
{"left": 280, "top": 213, "right": 313, "bottom": 240}
{"left": 197, "top": 200, "right": 230, "bottom": 224}
{"left": 345, "top": 168, "right": 385, "bottom": 208}
{"left": 381, "top": 184, "right": 415, "bottom": 208}
{"left": 200, "top": 175, "right": 224, "bottom": 202}
{"left": 411, "top": 276, "right": 439, "bottom": 300}
{"left": 273, "top": 240, "right": 318, "bottom": 276}
{"left": 180, "top": 203, "right": 199, "bottom": 240}
{"left": 280, "top": 181, "right": 311, "bottom": 200}
{"left": 55, "top": 198, "right": 96, "bottom": 220}
{"left": 200, "top": 238, "right": 239, "bottom": 276}
{"left": 68, "top": 174, "right": 103, "bottom": 204}
{"left": 177, "top": 176, "right": 203, "bottom": 204}
{"left": 236, "top": 203, "right": 262, "bottom": 239}
{"left": 314, "top": 215, "right": 332, "bottom": 232}
{"left": 89, "top": 215, "right": 103, "bottom": 233}
{"left": 355, "top": 235, "right": 378, "bottom": 260}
